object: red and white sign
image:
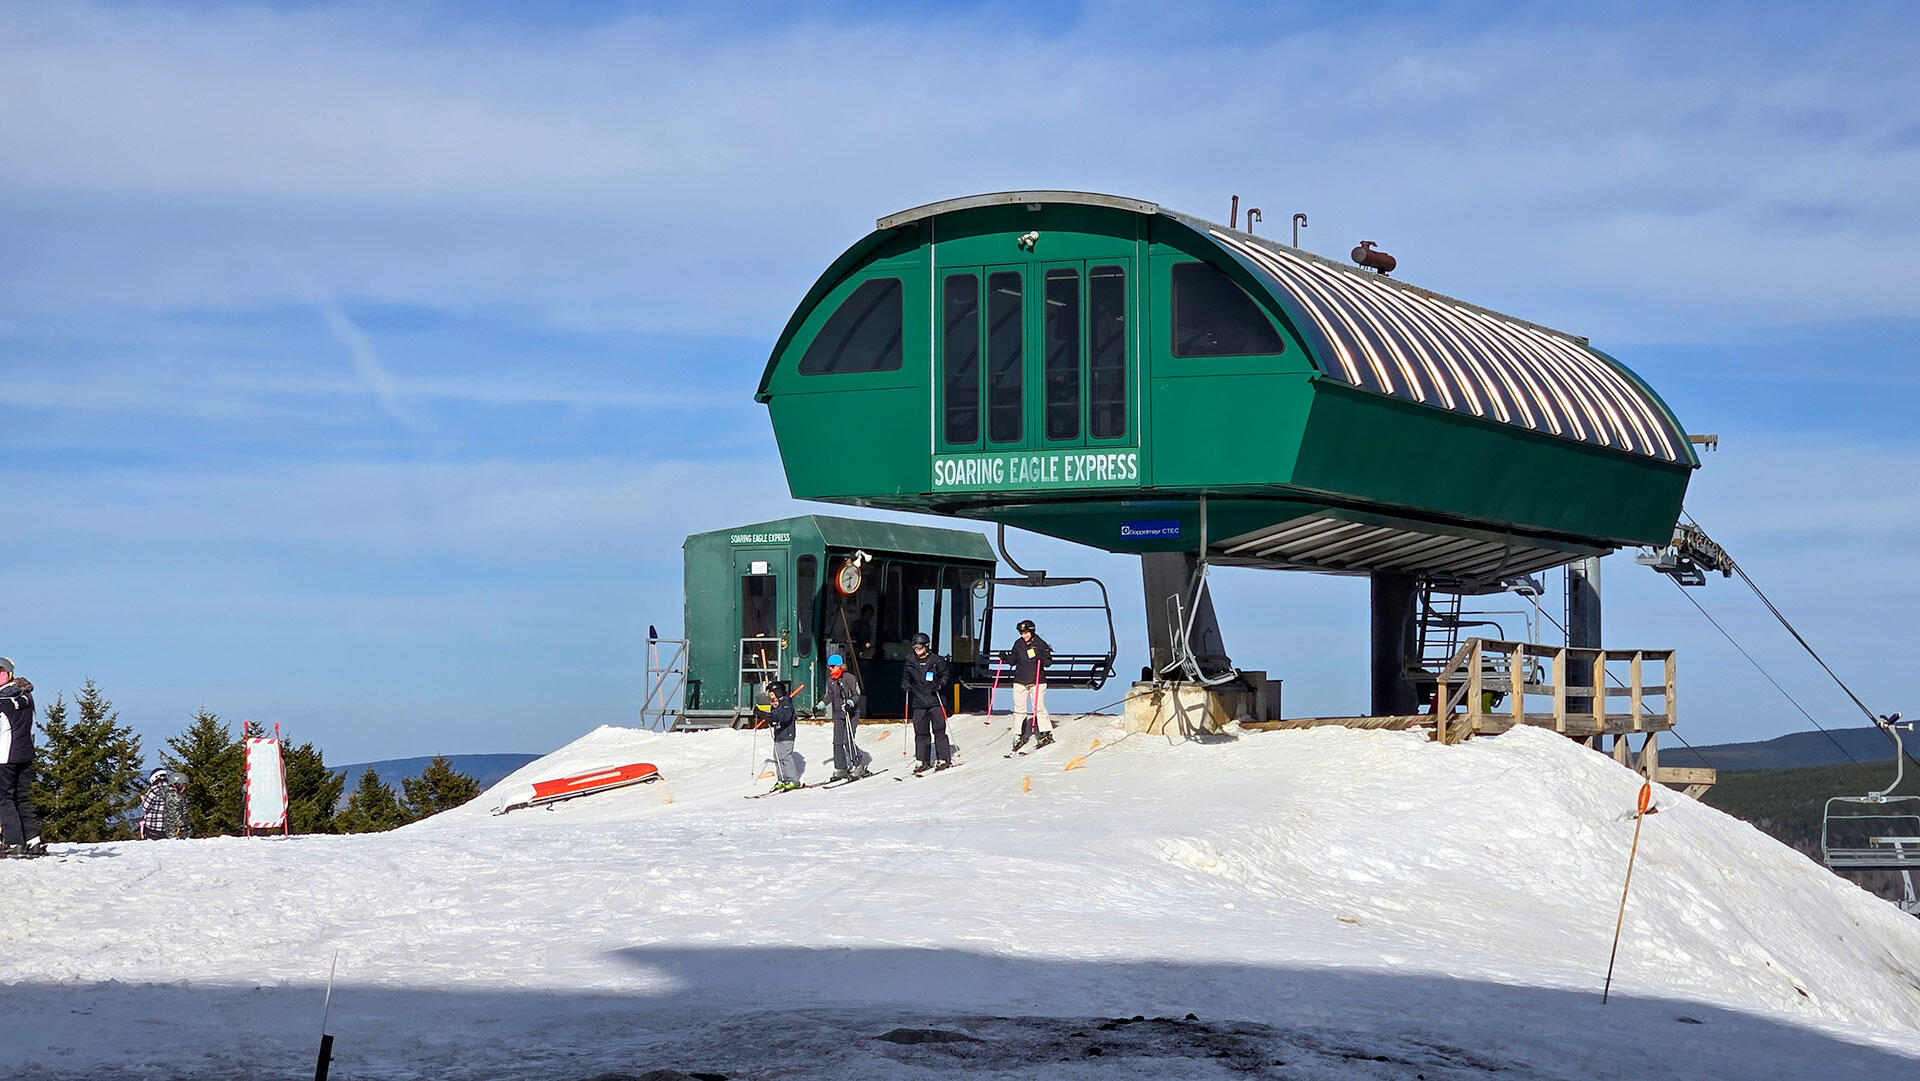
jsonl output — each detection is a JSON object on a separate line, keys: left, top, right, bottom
{"left": 244, "top": 728, "right": 288, "bottom": 832}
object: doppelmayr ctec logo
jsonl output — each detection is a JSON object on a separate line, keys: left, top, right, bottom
{"left": 1120, "top": 520, "right": 1181, "bottom": 540}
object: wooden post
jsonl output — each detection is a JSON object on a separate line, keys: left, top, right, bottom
{"left": 1552, "top": 647, "right": 1568, "bottom": 733}
{"left": 1510, "top": 643, "right": 1525, "bottom": 729}
{"left": 1629, "top": 652, "right": 1644, "bottom": 732}
{"left": 1593, "top": 649, "right": 1608, "bottom": 733}
{"left": 1468, "top": 639, "right": 1484, "bottom": 739}
{"left": 1641, "top": 730, "right": 1660, "bottom": 779}
{"left": 1664, "top": 653, "right": 1678, "bottom": 731}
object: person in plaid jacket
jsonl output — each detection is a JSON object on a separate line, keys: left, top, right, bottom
{"left": 139, "top": 768, "right": 190, "bottom": 839}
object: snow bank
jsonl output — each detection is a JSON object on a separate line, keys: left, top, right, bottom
{"left": 5, "top": 713, "right": 1919, "bottom": 1079}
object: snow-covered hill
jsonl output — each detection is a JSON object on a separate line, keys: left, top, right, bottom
{"left": 5, "top": 715, "right": 1920, "bottom": 1080}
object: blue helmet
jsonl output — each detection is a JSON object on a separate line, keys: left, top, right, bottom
{"left": 827, "top": 653, "right": 844, "bottom": 667}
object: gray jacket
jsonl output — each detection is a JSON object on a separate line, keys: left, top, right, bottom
{"left": 822, "top": 670, "right": 864, "bottom": 719}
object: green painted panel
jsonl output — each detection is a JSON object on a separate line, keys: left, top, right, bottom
{"left": 770, "top": 387, "right": 925, "bottom": 500}
{"left": 1148, "top": 373, "right": 1312, "bottom": 489}
{"left": 1291, "top": 383, "right": 1689, "bottom": 545}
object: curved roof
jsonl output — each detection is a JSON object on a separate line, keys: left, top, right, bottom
{"left": 841, "top": 191, "right": 1691, "bottom": 466}
{"left": 1184, "top": 220, "right": 1687, "bottom": 463}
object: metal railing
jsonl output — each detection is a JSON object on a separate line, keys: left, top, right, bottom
{"left": 640, "top": 636, "right": 688, "bottom": 732}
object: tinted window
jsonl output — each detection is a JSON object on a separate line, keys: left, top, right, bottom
{"left": 987, "top": 270, "right": 1023, "bottom": 444}
{"left": 942, "top": 274, "right": 980, "bottom": 445}
{"left": 795, "top": 554, "right": 817, "bottom": 655}
{"left": 1044, "top": 268, "right": 1080, "bottom": 441}
{"left": 1088, "top": 264, "right": 1127, "bottom": 438}
{"left": 1171, "top": 261, "right": 1283, "bottom": 358}
{"left": 799, "top": 278, "right": 904, "bottom": 375}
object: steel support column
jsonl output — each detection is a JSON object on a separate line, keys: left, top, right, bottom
{"left": 1141, "top": 552, "right": 1232, "bottom": 680}
{"left": 1371, "top": 572, "right": 1420, "bottom": 716}
{"left": 1567, "top": 555, "right": 1603, "bottom": 731}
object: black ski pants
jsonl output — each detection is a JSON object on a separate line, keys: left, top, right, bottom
{"left": 910, "top": 704, "right": 950, "bottom": 765}
{"left": 832, "top": 709, "right": 864, "bottom": 772}
{"left": 0, "top": 763, "right": 41, "bottom": 845}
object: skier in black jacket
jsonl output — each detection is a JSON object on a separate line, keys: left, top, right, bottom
{"left": 900, "top": 633, "right": 953, "bottom": 774}
{"left": 763, "top": 680, "right": 804, "bottom": 792}
{"left": 0, "top": 658, "right": 45, "bottom": 857}
{"left": 1004, "top": 620, "right": 1055, "bottom": 754}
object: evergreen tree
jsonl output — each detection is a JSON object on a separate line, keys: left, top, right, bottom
{"left": 163, "top": 708, "right": 243, "bottom": 837}
{"left": 337, "top": 768, "right": 409, "bottom": 833}
{"left": 402, "top": 756, "right": 482, "bottom": 820}
{"left": 282, "top": 737, "right": 344, "bottom": 835}
{"left": 32, "top": 680, "right": 143, "bottom": 841}
{"left": 27, "top": 694, "right": 69, "bottom": 832}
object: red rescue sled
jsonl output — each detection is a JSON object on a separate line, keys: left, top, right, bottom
{"left": 495, "top": 762, "right": 660, "bottom": 814}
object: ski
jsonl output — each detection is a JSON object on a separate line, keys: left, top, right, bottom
{"left": 899, "top": 762, "right": 963, "bottom": 779}
{"left": 820, "top": 768, "right": 889, "bottom": 789}
{"left": 744, "top": 782, "right": 825, "bottom": 799}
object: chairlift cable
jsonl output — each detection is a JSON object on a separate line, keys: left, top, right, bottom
{"left": 1663, "top": 575, "right": 1860, "bottom": 767}
{"left": 1682, "top": 510, "right": 1883, "bottom": 727}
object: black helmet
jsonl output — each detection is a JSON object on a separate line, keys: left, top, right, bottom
{"left": 911, "top": 632, "right": 931, "bottom": 648}
{"left": 766, "top": 679, "right": 789, "bottom": 697}
{"left": 1016, "top": 619, "right": 1036, "bottom": 633}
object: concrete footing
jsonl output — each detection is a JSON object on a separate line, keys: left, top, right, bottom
{"left": 1122, "top": 681, "right": 1256, "bottom": 736}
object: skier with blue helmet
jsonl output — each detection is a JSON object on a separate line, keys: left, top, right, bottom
{"left": 822, "top": 652, "right": 869, "bottom": 782}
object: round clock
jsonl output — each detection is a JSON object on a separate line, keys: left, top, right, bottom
{"left": 834, "top": 559, "right": 864, "bottom": 596}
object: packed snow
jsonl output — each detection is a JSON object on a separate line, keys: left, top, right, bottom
{"left": 5, "top": 714, "right": 1920, "bottom": 1080}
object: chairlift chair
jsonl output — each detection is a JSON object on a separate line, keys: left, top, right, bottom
{"left": 974, "top": 525, "right": 1119, "bottom": 692}
{"left": 1821, "top": 713, "right": 1920, "bottom": 915}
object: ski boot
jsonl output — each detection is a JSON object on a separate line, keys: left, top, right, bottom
{"left": 851, "top": 766, "right": 872, "bottom": 779}
{"left": 1009, "top": 733, "right": 1030, "bottom": 754}
{"left": 1035, "top": 731, "right": 1055, "bottom": 750}
{"left": 829, "top": 769, "right": 851, "bottom": 783}
{"left": 911, "top": 761, "right": 932, "bottom": 776}
{"left": 934, "top": 759, "right": 953, "bottom": 772}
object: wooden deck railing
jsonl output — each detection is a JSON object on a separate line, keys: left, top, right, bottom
{"left": 1432, "top": 638, "right": 1676, "bottom": 745}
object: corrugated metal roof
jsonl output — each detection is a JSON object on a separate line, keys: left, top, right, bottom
{"left": 1213, "top": 513, "right": 1600, "bottom": 586}
{"left": 1185, "top": 222, "right": 1687, "bottom": 463}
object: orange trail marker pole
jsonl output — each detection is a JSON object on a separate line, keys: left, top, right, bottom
{"left": 1602, "top": 781, "right": 1654, "bottom": 1004}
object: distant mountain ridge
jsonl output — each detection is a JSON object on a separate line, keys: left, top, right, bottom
{"left": 331, "top": 753, "right": 543, "bottom": 796}
{"left": 1663, "top": 726, "right": 1906, "bottom": 771}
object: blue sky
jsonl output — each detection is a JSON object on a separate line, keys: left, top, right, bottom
{"left": 5, "top": 0, "right": 1919, "bottom": 763}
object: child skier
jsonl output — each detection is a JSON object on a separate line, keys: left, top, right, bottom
{"left": 1005, "top": 619, "right": 1055, "bottom": 753}
{"left": 822, "top": 653, "right": 870, "bottom": 782}
{"left": 764, "top": 680, "right": 804, "bottom": 792}
{"left": 139, "top": 767, "right": 189, "bottom": 839}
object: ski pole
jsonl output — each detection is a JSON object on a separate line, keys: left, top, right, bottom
{"left": 315, "top": 950, "right": 337, "bottom": 1081}
{"left": 1602, "top": 781, "right": 1655, "bottom": 1004}
{"left": 986, "top": 664, "right": 1001, "bottom": 726}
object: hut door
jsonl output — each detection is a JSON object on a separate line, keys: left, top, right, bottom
{"left": 733, "top": 550, "right": 785, "bottom": 708}
{"left": 1034, "top": 259, "right": 1132, "bottom": 450}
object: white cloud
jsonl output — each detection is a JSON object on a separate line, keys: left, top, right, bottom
{"left": 1, "top": 2, "right": 1917, "bottom": 338}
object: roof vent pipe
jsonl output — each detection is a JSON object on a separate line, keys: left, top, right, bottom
{"left": 1245, "top": 208, "right": 1262, "bottom": 233}
{"left": 1352, "top": 240, "right": 1396, "bottom": 275}
{"left": 1230, "top": 195, "right": 1239, "bottom": 229}
{"left": 1292, "top": 213, "right": 1308, "bottom": 247}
